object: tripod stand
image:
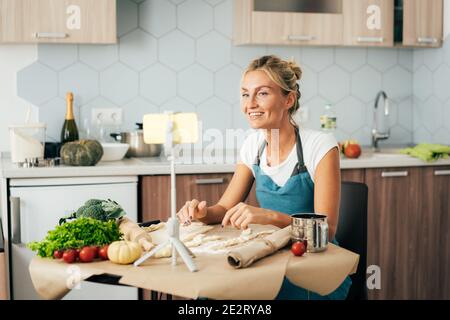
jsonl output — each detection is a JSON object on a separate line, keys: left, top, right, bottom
{"left": 133, "top": 113, "right": 198, "bottom": 272}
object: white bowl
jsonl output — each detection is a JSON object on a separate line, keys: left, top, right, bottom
{"left": 100, "top": 143, "right": 130, "bottom": 161}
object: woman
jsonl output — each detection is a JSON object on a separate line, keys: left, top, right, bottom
{"left": 177, "top": 55, "right": 351, "bottom": 300}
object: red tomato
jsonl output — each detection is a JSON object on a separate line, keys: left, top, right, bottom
{"left": 53, "top": 249, "right": 64, "bottom": 259}
{"left": 63, "top": 249, "right": 77, "bottom": 263}
{"left": 98, "top": 245, "right": 109, "bottom": 260}
{"left": 291, "top": 241, "right": 306, "bottom": 257}
{"left": 90, "top": 246, "right": 99, "bottom": 259}
{"left": 79, "top": 246, "right": 95, "bottom": 263}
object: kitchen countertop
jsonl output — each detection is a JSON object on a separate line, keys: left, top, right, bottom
{"left": 1, "top": 148, "right": 450, "bottom": 179}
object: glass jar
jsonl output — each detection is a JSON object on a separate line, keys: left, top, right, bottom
{"left": 320, "top": 104, "right": 337, "bottom": 132}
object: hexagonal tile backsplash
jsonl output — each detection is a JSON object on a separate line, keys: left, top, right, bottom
{"left": 18, "top": 0, "right": 419, "bottom": 145}
{"left": 413, "top": 35, "right": 450, "bottom": 144}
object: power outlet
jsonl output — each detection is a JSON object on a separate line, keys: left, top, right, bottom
{"left": 91, "top": 108, "right": 123, "bottom": 126}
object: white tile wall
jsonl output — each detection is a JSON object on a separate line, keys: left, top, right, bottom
{"left": 412, "top": 34, "right": 450, "bottom": 144}
{"left": 16, "top": 0, "right": 416, "bottom": 146}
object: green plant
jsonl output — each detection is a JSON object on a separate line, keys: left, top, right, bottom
{"left": 28, "top": 218, "right": 122, "bottom": 258}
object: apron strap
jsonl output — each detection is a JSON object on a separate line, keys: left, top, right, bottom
{"left": 253, "top": 127, "right": 308, "bottom": 175}
{"left": 254, "top": 140, "right": 266, "bottom": 166}
{"left": 290, "top": 127, "right": 308, "bottom": 175}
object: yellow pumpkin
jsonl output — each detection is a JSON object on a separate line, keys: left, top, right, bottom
{"left": 107, "top": 240, "right": 142, "bottom": 265}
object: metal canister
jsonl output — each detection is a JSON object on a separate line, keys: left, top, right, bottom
{"left": 110, "top": 123, "right": 162, "bottom": 158}
{"left": 291, "top": 214, "right": 329, "bottom": 253}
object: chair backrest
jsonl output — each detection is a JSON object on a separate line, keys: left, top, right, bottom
{"left": 335, "top": 181, "right": 368, "bottom": 300}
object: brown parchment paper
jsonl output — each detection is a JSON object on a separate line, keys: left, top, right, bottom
{"left": 227, "top": 226, "right": 291, "bottom": 268}
{"left": 29, "top": 224, "right": 359, "bottom": 300}
{"left": 285, "top": 244, "right": 359, "bottom": 296}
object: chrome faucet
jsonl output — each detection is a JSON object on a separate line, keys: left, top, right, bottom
{"left": 372, "top": 91, "right": 390, "bottom": 151}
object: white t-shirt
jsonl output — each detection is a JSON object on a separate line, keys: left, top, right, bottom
{"left": 239, "top": 127, "right": 338, "bottom": 187}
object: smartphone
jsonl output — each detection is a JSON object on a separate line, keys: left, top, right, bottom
{"left": 143, "top": 112, "right": 199, "bottom": 144}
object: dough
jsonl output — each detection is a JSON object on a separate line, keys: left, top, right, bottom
{"left": 154, "top": 245, "right": 172, "bottom": 258}
{"left": 142, "top": 222, "right": 166, "bottom": 233}
{"left": 150, "top": 222, "right": 216, "bottom": 258}
{"left": 184, "top": 234, "right": 222, "bottom": 248}
{"left": 144, "top": 222, "right": 276, "bottom": 258}
{"left": 210, "top": 228, "right": 275, "bottom": 251}
{"left": 180, "top": 225, "right": 214, "bottom": 242}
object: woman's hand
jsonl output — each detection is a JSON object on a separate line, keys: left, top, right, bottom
{"left": 177, "top": 199, "right": 207, "bottom": 225}
{"left": 221, "top": 203, "right": 276, "bottom": 229}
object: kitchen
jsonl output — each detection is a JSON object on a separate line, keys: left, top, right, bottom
{"left": 0, "top": 0, "right": 450, "bottom": 302}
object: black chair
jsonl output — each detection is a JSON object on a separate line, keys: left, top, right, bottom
{"left": 335, "top": 181, "right": 368, "bottom": 300}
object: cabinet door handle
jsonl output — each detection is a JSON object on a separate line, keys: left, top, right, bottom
{"left": 357, "top": 36, "right": 384, "bottom": 43}
{"left": 417, "top": 37, "right": 438, "bottom": 44}
{"left": 434, "top": 170, "right": 450, "bottom": 176}
{"left": 9, "top": 196, "right": 22, "bottom": 245}
{"left": 381, "top": 171, "right": 408, "bottom": 178}
{"left": 34, "top": 32, "right": 68, "bottom": 39}
{"left": 287, "top": 35, "right": 316, "bottom": 41}
{"left": 195, "top": 178, "right": 224, "bottom": 185}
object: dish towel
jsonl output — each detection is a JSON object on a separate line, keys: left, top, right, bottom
{"left": 400, "top": 143, "right": 450, "bottom": 162}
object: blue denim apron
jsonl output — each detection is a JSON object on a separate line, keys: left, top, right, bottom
{"left": 252, "top": 127, "right": 352, "bottom": 300}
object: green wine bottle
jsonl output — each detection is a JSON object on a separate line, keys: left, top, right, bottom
{"left": 61, "top": 92, "right": 79, "bottom": 143}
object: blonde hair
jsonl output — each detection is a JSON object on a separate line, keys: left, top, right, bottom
{"left": 244, "top": 55, "right": 302, "bottom": 126}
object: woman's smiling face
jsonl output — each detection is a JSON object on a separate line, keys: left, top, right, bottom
{"left": 240, "top": 70, "right": 293, "bottom": 129}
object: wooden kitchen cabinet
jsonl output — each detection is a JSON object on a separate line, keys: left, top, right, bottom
{"left": 343, "top": 0, "right": 394, "bottom": 47}
{"left": 341, "top": 169, "right": 365, "bottom": 183}
{"left": 0, "top": 0, "right": 116, "bottom": 43}
{"left": 233, "top": 0, "right": 343, "bottom": 46}
{"left": 233, "top": 0, "right": 442, "bottom": 48}
{"left": 417, "top": 167, "right": 450, "bottom": 299}
{"left": 365, "top": 165, "right": 450, "bottom": 300}
{"left": 141, "top": 173, "right": 259, "bottom": 223}
{"left": 402, "top": 0, "right": 443, "bottom": 47}
{"left": 365, "top": 167, "right": 421, "bottom": 300}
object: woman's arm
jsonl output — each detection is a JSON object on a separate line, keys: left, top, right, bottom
{"left": 196, "top": 163, "right": 255, "bottom": 225}
{"left": 314, "top": 147, "right": 341, "bottom": 240}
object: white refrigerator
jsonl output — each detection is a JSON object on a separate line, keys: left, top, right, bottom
{"left": 9, "top": 176, "right": 139, "bottom": 300}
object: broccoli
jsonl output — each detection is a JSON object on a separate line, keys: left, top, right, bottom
{"left": 81, "top": 204, "right": 106, "bottom": 221}
{"left": 75, "top": 205, "right": 87, "bottom": 218}
{"left": 84, "top": 199, "right": 103, "bottom": 207}
{"left": 59, "top": 198, "right": 126, "bottom": 225}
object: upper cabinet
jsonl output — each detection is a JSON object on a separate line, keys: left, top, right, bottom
{"left": 233, "top": 0, "right": 344, "bottom": 46}
{"left": 343, "top": 0, "right": 394, "bottom": 47}
{"left": 402, "top": 0, "right": 443, "bottom": 47}
{"left": 0, "top": 0, "right": 116, "bottom": 44}
{"left": 233, "top": 0, "right": 443, "bottom": 48}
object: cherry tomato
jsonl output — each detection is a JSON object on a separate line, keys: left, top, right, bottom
{"left": 98, "top": 245, "right": 109, "bottom": 260}
{"left": 53, "top": 249, "right": 64, "bottom": 259}
{"left": 79, "top": 246, "right": 95, "bottom": 263}
{"left": 291, "top": 241, "right": 306, "bottom": 257}
{"left": 63, "top": 249, "right": 77, "bottom": 263}
{"left": 90, "top": 246, "right": 99, "bottom": 259}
